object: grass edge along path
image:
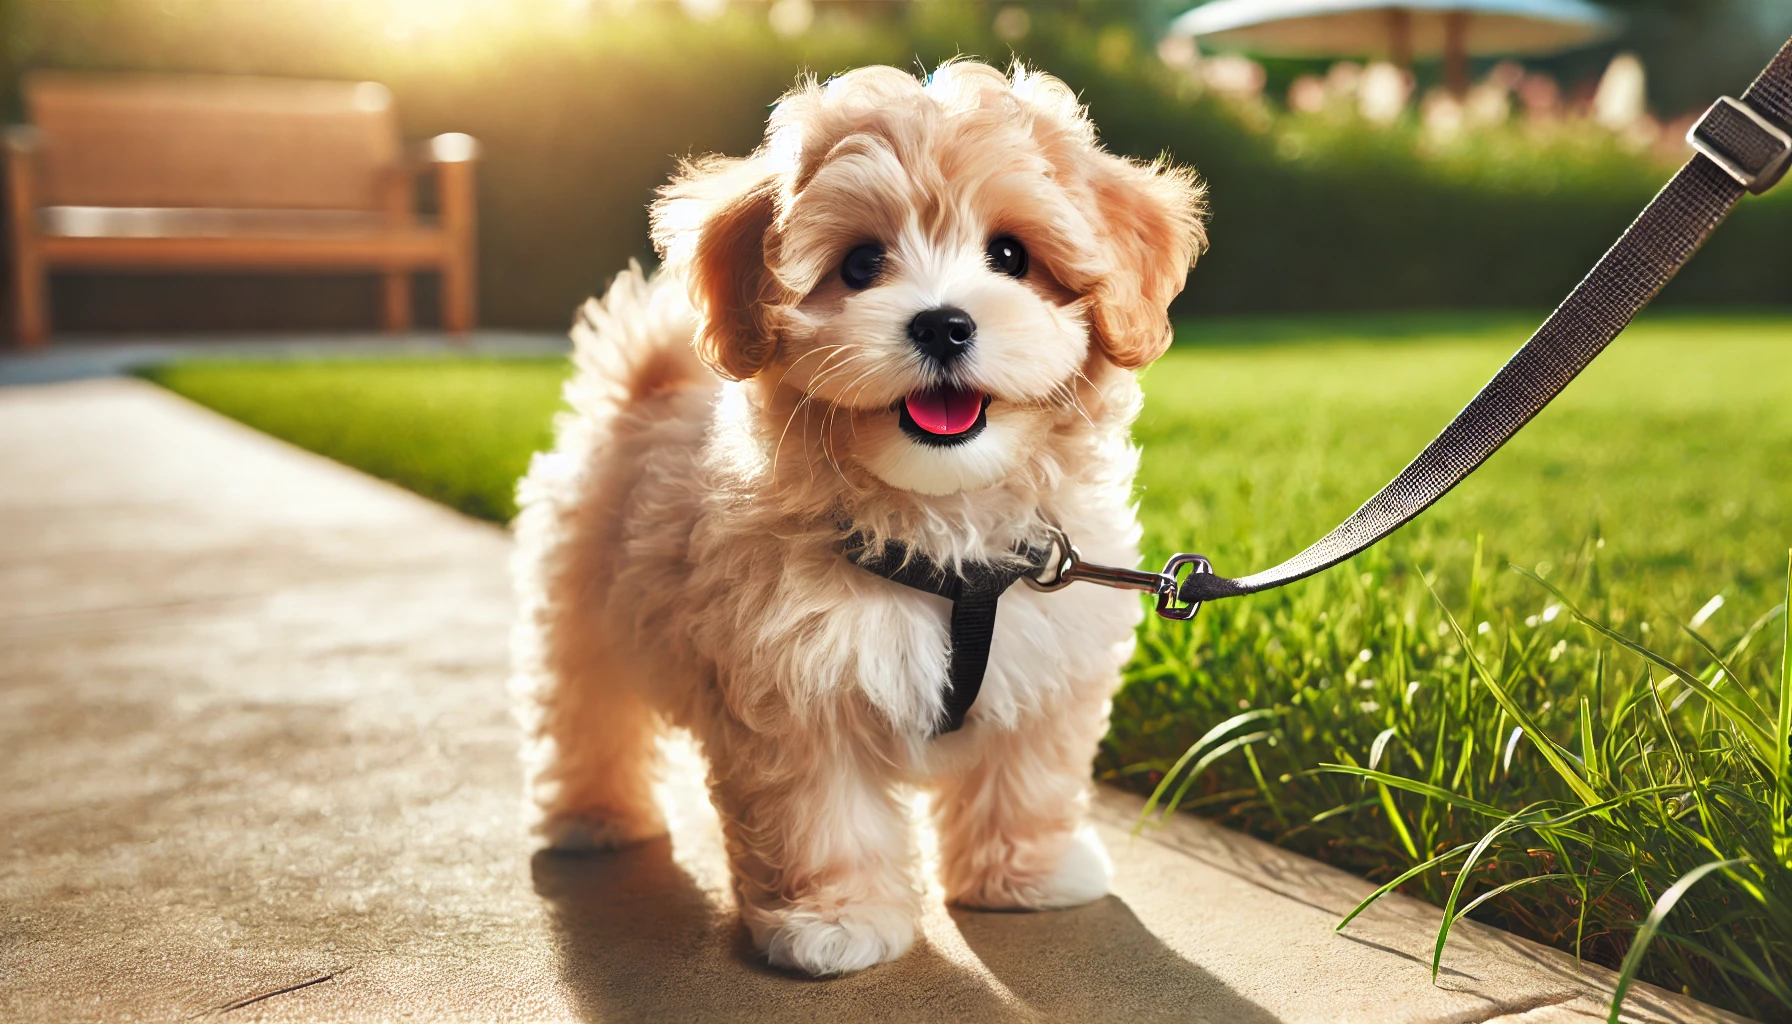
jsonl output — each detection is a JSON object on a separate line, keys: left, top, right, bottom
{"left": 1144, "top": 555, "right": 1792, "bottom": 1023}
{"left": 142, "top": 311, "right": 1792, "bottom": 1020}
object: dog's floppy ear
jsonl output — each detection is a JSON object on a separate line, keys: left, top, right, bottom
{"left": 1084, "top": 156, "right": 1206, "bottom": 370}
{"left": 651, "top": 156, "right": 785, "bottom": 381}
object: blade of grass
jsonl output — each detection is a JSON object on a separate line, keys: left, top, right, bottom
{"left": 1310, "top": 798, "right": 1377, "bottom": 824}
{"left": 1141, "top": 708, "right": 1282, "bottom": 822}
{"left": 1680, "top": 624, "right": 1771, "bottom": 724}
{"left": 1146, "top": 730, "right": 1277, "bottom": 826}
{"left": 1778, "top": 551, "right": 1791, "bottom": 865}
{"left": 1335, "top": 842, "right": 1475, "bottom": 933}
{"left": 1243, "top": 742, "right": 1289, "bottom": 829}
{"left": 1449, "top": 726, "right": 1475, "bottom": 792}
{"left": 1606, "top": 858, "right": 1753, "bottom": 1024}
{"left": 1318, "top": 764, "right": 1506, "bottom": 818}
{"left": 1435, "top": 812, "right": 1541, "bottom": 980}
{"left": 1684, "top": 624, "right": 1770, "bottom": 720}
{"left": 1358, "top": 723, "right": 1423, "bottom": 856}
{"left": 1519, "top": 568, "right": 1779, "bottom": 764}
{"left": 1451, "top": 873, "right": 1572, "bottom": 925}
{"left": 1646, "top": 670, "right": 1727, "bottom": 862}
{"left": 1580, "top": 695, "right": 1600, "bottom": 782}
{"left": 1377, "top": 778, "right": 1421, "bottom": 860}
{"left": 1724, "top": 600, "right": 1786, "bottom": 664}
{"left": 1369, "top": 727, "right": 1398, "bottom": 771}
{"left": 1437, "top": 579, "right": 1602, "bottom": 806}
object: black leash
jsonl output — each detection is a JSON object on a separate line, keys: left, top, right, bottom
{"left": 842, "top": 38, "right": 1792, "bottom": 733}
{"left": 1177, "top": 38, "right": 1792, "bottom": 606}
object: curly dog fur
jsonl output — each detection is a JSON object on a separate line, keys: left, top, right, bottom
{"left": 511, "top": 60, "right": 1205, "bottom": 977}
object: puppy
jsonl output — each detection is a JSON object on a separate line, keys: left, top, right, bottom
{"left": 511, "top": 60, "right": 1205, "bottom": 977}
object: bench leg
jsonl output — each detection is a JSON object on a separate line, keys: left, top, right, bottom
{"left": 6, "top": 135, "right": 49, "bottom": 349}
{"left": 436, "top": 158, "right": 477, "bottom": 337}
{"left": 441, "top": 257, "right": 475, "bottom": 337}
{"left": 382, "top": 270, "right": 412, "bottom": 333}
{"left": 11, "top": 251, "right": 46, "bottom": 349}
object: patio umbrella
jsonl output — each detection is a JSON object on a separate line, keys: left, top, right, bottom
{"left": 1169, "top": 0, "right": 1622, "bottom": 94}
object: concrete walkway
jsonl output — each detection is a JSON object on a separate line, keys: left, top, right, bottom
{"left": 0, "top": 378, "right": 1749, "bottom": 1024}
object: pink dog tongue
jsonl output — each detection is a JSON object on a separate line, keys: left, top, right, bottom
{"left": 905, "top": 387, "right": 985, "bottom": 435}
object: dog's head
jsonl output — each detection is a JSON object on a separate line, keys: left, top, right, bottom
{"left": 652, "top": 61, "right": 1205, "bottom": 500}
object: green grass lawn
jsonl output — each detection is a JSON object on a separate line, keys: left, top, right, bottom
{"left": 145, "top": 357, "right": 571, "bottom": 523}
{"left": 143, "top": 311, "right": 1792, "bottom": 1020}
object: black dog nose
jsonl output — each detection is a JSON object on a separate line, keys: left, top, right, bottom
{"left": 907, "top": 307, "right": 976, "bottom": 364}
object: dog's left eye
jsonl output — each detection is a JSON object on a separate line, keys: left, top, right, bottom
{"left": 840, "top": 244, "right": 885, "bottom": 290}
{"left": 985, "top": 236, "right": 1028, "bottom": 278}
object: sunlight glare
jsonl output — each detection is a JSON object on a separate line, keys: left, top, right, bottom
{"left": 379, "top": 0, "right": 600, "bottom": 41}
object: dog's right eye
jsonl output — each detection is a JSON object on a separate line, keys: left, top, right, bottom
{"left": 840, "top": 244, "right": 885, "bottom": 290}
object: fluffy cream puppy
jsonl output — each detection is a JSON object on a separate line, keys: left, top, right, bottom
{"left": 511, "top": 60, "right": 1205, "bottom": 977}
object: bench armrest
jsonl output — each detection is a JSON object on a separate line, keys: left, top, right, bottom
{"left": 421, "top": 133, "right": 480, "bottom": 164}
{"left": 396, "top": 133, "right": 479, "bottom": 170}
{"left": 382, "top": 133, "right": 481, "bottom": 190}
{"left": 4, "top": 125, "right": 42, "bottom": 155}
{"left": 381, "top": 133, "right": 480, "bottom": 215}
{"left": 397, "top": 134, "right": 477, "bottom": 236}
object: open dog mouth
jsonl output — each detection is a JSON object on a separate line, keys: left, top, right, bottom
{"left": 897, "top": 385, "right": 990, "bottom": 447}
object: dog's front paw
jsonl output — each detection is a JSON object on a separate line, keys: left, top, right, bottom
{"left": 759, "top": 903, "right": 916, "bottom": 977}
{"left": 1034, "top": 825, "right": 1114, "bottom": 908}
{"left": 951, "top": 824, "right": 1113, "bottom": 910}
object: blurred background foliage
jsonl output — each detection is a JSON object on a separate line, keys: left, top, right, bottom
{"left": 1, "top": 0, "right": 1788, "bottom": 334}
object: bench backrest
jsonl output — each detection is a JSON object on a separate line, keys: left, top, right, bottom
{"left": 26, "top": 73, "right": 402, "bottom": 211}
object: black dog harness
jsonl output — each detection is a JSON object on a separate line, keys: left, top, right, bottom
{"left": 841, "top": 534, "right": 1050, "bottom": 735}
{"left": 842, "top": 529, "right": 1212, "bottom": 735}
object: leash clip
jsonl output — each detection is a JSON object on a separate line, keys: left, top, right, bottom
{"left": 1025, "top": 527, "right": 1213, "bottom": 621}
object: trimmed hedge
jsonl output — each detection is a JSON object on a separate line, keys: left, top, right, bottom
{"left": 5, "top": 0, "right": 1788, "bottom": 334}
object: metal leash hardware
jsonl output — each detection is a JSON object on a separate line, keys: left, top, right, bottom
{"left": 1024, "top": 526, "right": 1213, "bottom": 621}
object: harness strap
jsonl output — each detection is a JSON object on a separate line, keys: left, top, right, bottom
{"left": 1179, "top": 36, "right": 1792, "bottom": 606}
{"left": 842, "top": 535, "right": 1047, "bottom": 735}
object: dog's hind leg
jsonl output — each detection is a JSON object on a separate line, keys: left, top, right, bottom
{"left": 512, "top": 461, "right": 669, "bottom": 851}
{"left": 516, "top": 627, "right": 668, "bottom": 851}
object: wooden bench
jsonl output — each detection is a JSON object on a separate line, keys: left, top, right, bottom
{"left": 4, "top": 73, "right": 479, "bottom": 348}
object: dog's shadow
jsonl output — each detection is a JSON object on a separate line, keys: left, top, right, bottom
{"left": 951, "top": 898, "right": 1281, "bottom": 1023}
{"left": 533, "top": 841, "right": 1278, "bottom": 1024}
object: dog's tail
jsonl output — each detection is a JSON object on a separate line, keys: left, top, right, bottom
{"left": 562, "top": 259, "right": 709, "bottom": 427}
{"left": 514, "top": 262, "right": 709, "bottom": 520}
